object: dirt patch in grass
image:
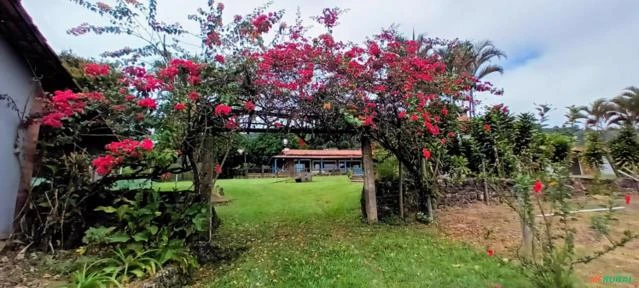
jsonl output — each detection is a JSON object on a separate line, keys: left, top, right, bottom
{"left": 435, "top": 194, "right": 639, "bottom": 287}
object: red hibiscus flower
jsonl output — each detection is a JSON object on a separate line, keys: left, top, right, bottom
{"left": 214, "top": 164, "right": 222, "bottom": 174}
{"left": 625, "top": 194, "right": 632, "bottom": 205}
{"left": 487, "top": 248, "right": 494, "bottom": 257}
{"left": 483, "top": 123, "right": 491, "bottom": 132}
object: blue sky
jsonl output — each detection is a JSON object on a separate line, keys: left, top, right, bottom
{"left": 22, "top": 0, "right": 639, "bottom": 126}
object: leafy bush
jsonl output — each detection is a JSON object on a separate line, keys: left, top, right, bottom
{"left": 609, "top": 125, "right": 639, "bottom": 171}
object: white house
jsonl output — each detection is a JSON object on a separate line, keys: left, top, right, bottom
{"left": 0, "top": 0, "right": 76, "bottom": 239}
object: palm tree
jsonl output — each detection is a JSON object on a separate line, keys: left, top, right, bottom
{"left": 608, "top": 86, "right": 639, "bottom": 128}
{"left": 578, "top": 98, "right": 615, "bottom": 130}
{"left": 564, "top": 105, "right": 586, "bottom": 128}
{"left": 433, "top": 40, "right": 506, "bottom": 116}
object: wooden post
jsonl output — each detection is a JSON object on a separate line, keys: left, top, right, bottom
{"left": 482, "top": 161, "right": 489, "bottom": 204}
{"left": 361, "top": 135, "right": 378, "bottom": 223}
{"left": 399, "top": 162, "right": 404, "bottom": 219}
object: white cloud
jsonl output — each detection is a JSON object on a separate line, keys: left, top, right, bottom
{"left": 22, "top": 0, "right": 639, "bottom": 125}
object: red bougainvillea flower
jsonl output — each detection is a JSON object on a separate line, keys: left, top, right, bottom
{"left": 487, "top": 248, "right": 495, "bottom": 256}
{"left": 84, "top": 63, "right": 110, "bottom": 77}
{"left": 188, "top": 91, "right": 200, "bottom": 101}
{"left": 441, "top": 107, "right": 448, "bottom": 116}
{"left": 92, "top": 155, "right": 121, "bottom": 176}
{"left": 96, "top": 1, "right": 111, "bottom": 11}
{"left": 137, "top": 98, "right": 157, "bottom": 110}
{"left": 625, "top": 194, "right": 632, "bottom": 205}
{"left": 362, "top": 115, "right": 375, "bottom": 127}
{"left": 398, "top": 111, "right": 407, "bottom": 119}
{"left": 244, "top": 100, "right": 256, "bottom": 111}
{"left": 160, "top": 172, "right": 172, "bottom": 181}
{"left": 84, "top": 91, "right": 105, "bottom": 102}
{"left": 483, "top": 123, "right": 491, "bottom": 132}
{"left": 187, "top": 75, "right": 201, "bottom": 85}
{"left": 206, "top": 32, "right": 222, "bottom": 47}
{"left": 139, "top": 139, "right": 154, "bottom": 151}
{"left": 533, "top": 179, "right": 544, "bottom": 194}
{"left": 174, "top": 102, "right": 186, "bottom": 111}
{"left": 214, "top": 54, "right": 225, "bottom": 64}
{"left": 52, "top": 90, "right": 85, "bottom": 115}
{"left": 422, "top": 148, "right": 431, "bottom": 159}
{"left": 252, "top": 14, "right": 272, "bottom": 33}
{"left": 214, "top": 104, "right": 232, "bottom": 116}
{"left": 214, "top": 164, "right": 222, "bottom": 174}
{"left": 41, "top": 112, "right": 65, "bottom": 128}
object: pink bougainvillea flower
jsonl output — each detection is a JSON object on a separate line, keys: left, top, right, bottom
{"left": 84, "top": 63, "right": 110, "bottom": 77}
{"left": 533, "top": 179, "right": 544, "bottom": 194}
{"left": 625, "top": 194, "right": 631, "bottom": 205}
{"left": 398, "top": 111, "right": 407, "bottom": 119}
{"left": 174, "top": 102, "right": 186, "bottom": 111}
{"left": 139, "top": 138, "right": 154, "bottom": 151}
{"left": 214, "top": 54, "right": 225, "bottom": 64}
{"left": 214, "top": 164, "right": 222, "bottom": 174}
{"left": 125, "top": 95, "right": 136, "bottom": 101}
{"left": 137, "top": 98, "right": 157, "bottom": 110}
{"left": 422, "top": 148, "right": 431, "bottom": 159}
{"left": 41, "top": 112, "right": 65, "bottom": 128}
{"left": 274, "top": 122, "right": 283, "bottom": 128}
{"left": 214, "top": 104, "right": 232, "bottom": 116}
{"left": 244, "top": 100, "right": 256, "bottom": 111}
{"left": 487, "top": 248, "right": 494, "bottom": 257}
{"left": 441, "top": 107, "right": 448, "bottom": 116}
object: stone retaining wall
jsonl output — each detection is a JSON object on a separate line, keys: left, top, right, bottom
{"left": 369, "top": 177, "right": 638, "bottom": 221}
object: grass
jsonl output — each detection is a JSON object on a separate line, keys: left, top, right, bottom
{"left": 158, "top": 176, "right": 530, "bottom": 287}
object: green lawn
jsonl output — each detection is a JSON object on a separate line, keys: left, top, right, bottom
{"left": 158, "top": 176, "right": 529, "bottom": 287}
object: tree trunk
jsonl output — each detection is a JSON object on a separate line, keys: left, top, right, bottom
{"left": 361, "top": 135, "right": 378, "bottom": 223}
{"left": 199, "top": 135, "right": 220, "bottom": 229}
{"left": 398, "top": 162, "right": 404, "bottom": 219}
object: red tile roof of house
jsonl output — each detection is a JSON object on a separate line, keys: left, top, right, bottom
{"left": 273, "top": 149, "right": 362, "bottom": 159}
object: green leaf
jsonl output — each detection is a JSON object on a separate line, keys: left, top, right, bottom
{"left": 107, "top": 232, "right": 130, "bottom": 243}
{"left": 147, "top": 225, "right": 159, "bottom": 235}
{"left": 133, "top": 231, "right": 150, "bottom": 242}
{"left": 95, "top": 206, "right": 117, "bottom": 213}
{"left": 130, "top": 269, "right": 146, "bottom": 278}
